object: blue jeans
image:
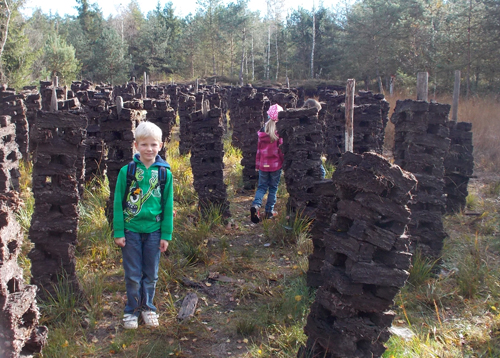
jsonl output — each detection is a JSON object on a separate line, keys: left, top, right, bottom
{"left": 252, "top": 169, "right": 282, "bottom": 213}
{"left": 121, "top": 229, "right": 161, "bottom": 316}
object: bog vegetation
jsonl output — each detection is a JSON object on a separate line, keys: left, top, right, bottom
{"left": 12, "top": 93, "right": 500, "bottom": 357}
{"left": 1, "top": 0, "right": 500, "bottom": 95}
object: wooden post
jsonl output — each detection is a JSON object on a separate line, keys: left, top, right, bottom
{"left": 389, "top": 75, "right": 395, "bottom": 97}
{"left": 50, "top": 87, "right": 58, "bottom": 112}
{"left": 143, "top": 72, "right": 147, "bottom": 99}
{"left": 286, "top": 76, "right": 290, "bottom": 89}
{"left": 345, "top": 79, "right": 355, "bottom": 153}
{"left": 416, "top": 72, "right": 428, "bottom": 101}
{"left": 377, "top": 76, "right": 384, "bottom": 94}
{"left": 50, "top": 76, "right": 58, "bottom": 112}
{"left": 452, "top": 70, "right": 461, "bottom": 122}
{"left": 116, "top": 96, "right": 123, "bottom": 116}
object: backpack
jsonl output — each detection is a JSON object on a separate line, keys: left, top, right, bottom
{"left": 122, "top": 161, "right": 168, "bottom": 221}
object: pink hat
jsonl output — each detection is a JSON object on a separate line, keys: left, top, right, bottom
{"left": 267, "top": 104, "right": 283, "bottom": 122}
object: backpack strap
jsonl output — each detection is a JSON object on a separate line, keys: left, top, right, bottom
{"left": 158, "top": 166, "right": 167, "bottom": 221}
{"left": 122, "top": 161, "right": 137, "bottom": 209}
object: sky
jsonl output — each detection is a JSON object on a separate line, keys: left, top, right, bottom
{"left": 21, "top": 0, "right": 332, "bottom": 19}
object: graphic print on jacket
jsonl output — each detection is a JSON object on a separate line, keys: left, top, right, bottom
{"left": 124, "top": 168, "right": 162, "bottom": 222}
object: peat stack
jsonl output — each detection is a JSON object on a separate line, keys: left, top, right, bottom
{"left": 145, "top": 100, "right": 176, "bottom": 158}
{"left": 0, "top": 115, "right": 21, "bottom": 193}
{"left": 270, "top": 89, "right": 298, "bottom": 109}
{"left": 323, "top": 91, "right": 388, "bottom": 164}
{"left": 113, "top": 82, "right": 141, "bottom": 102}
{"left": 166, "top": 84, "right": 179, "bottom": 116}
{"left": 391, "top": 100, "right": 450, "bottom": 258}
{"left": 178, "top": 93, "right": 196, "bottom": 155}
{"left": 0, "top": 92, "right": 30, "bottom": 162}
{"left": 239, "top": 91, "right": 269, "bottom": 190}
{"left": 444, "top": 121, "right": 474, "bottom": 213}
{"left": 301, "top": 152, "right": 416, "bottom": 358}
{"left": 28, "top": 111, "right": 87, "bottom": 299}
{"left": 78, "top": 90, "right": 115, "bottom": 182}
{"left": 102, "top": 106, "right": 142, "bottom": 221}
{"left": 146, "top": 85, "right": 166, "bottom": 99}
{"left": 190, "top": 108, "right": 230, "bottom": 217}
{"left": 277, "top": 107, "right": 323, "bottom": 215}
{"left": 0, "top": 114, "right": 48, "bottom": 357}
{"left": 229, "top": 85, "right": 256, "bottom": 150}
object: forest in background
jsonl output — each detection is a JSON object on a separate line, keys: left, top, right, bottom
{"left": 0, "top": 0, "right": 499, "bottom": 95}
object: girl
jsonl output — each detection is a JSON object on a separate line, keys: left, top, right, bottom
{"left": 250, "top": 104, "right": 284, "bottom": 223}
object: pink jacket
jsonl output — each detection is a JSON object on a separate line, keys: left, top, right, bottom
{"left": 255, "top": 130, "right": 284, "bottom": 172}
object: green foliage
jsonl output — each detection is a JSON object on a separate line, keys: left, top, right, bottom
{"left": 1, "top": 8, "right": 41, "bottom": 89}
{"left": 408, "top": 249, "right": 438, "bottom": 287}
{"left": 43, "top": 34, "right": 81, "bottom": 82}
{"left": 39, "top": 274, "right": 84, "bottom": 326}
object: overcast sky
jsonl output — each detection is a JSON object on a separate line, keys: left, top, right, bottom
{"left": 21, "top": 0, "right": 338, "bottom": 19}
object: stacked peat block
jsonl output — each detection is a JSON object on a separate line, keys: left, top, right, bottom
{"left": 28, "top": 111, "right": 87, "bottom": 298}
{"left": 229, "top": 85, "right": 256, "bottom": 150}
{"left": 391, "top": 100, "right": 450, "bottom": 258}
{"left": 21, "top": 87, "right": 42, "bottom": 147}
{"left": 300, "top": 152, "right": 417, "bottom": 358}
{"left": 444, "top": 121, "right": 474, "bottom": 213}
{"left": 102, "top": 106, "right": 141, "bottom": 221}
{"left": 239, "top": 91, "right": 269, "bottom": 190}
{"left": 40, "top": 81, "right": 75, "bottom": 111}
{"left": 190, "top": 107, "right": 230, "bottom": 217}
{"left": 277, "top": 107, "right": 323, "bottom": 215}
{"left": 144, "top": 100, "right": 176, "bottom": 158}
{"left": 323, "top": 91, "right": 389, "bottom": 165}
{"left": 81, "top": 94, "right": 112, "bottom": 182}
{"left": 166, "top": 84, "right": 179, "bottom": 118}
{"left": 0, "top": 114, "right": 48, "bottom": 358}
{"left": 269, "top": 89, "right": 298, "bottom": 109}
{"left": 0, "top": 86, "right": 30, "bottom": 161}
{"left": 218, "top": 87, "right": 229, "bottom": 131}
{"left": 146, "top": 85, "right": 166, "bottom": 99}
{"left": 178, "top": 93, "right": 196, "bottom": 155}
{"left": 113, "top": 82, "right": 141, "bottom": 102}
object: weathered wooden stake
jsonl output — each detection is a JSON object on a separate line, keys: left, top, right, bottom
{"left": 345, "top": 79, "right": 355, "bottom": 153}
{"left": 417, "top": 72, "right": 428, "bottom": 101}
{"left": 50, "top": 76, "right": 58, "bottom": 112}
{"left": 286, "top": 76, "right": 290, "bottom": 89}
{"left": 390, "top": 75, "right": 395, "bottom": 97}
{"left": 377, "top": 76, "right": 384, "bottom": 94}
{"left": 116, "top": 96, "right": 123, "bottom": 116}
{"left": 143, "top": 72, "right": 147, "bottom": 99}
{"left": 452, "top": 70, "right": 461, "bottom": 122}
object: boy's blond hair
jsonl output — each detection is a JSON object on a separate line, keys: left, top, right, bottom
{"left": 135, "top": 121, "right": 162, "bottom": 143}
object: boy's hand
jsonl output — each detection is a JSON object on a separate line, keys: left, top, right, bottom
{"left": 115, "top": 237, "right": 126, "bottom": 247}
{"left": 160, "top": 240, "right": 169, "bottom": 253}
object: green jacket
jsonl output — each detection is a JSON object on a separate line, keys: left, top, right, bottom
{"left": 113, "top": 154, "right": 174, "bottom": 241}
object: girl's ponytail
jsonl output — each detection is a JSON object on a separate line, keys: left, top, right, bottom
{"left": 265, "top": 120, "right": 278, "bottom": 142}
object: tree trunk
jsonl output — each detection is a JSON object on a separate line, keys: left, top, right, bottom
{"left": 266, "top": 24, "right": 271, "bottom": 80}
{"left": 466, "top": 0, "right": 472, "bottom": 99}
{"left": 251, "top": 35, "right": 255, "bottom": 81}
{"left": 275, "top": 26, "right": 279, "bottom": 81}
{"left": 311, "top": 7, "right": 316, "bottom": 79}
{"left": 230, "top": 36, "right": 233, "bottom": 77}
{"left": 239, "top": 28, "right": 246, "bottom": 86}
{"left": 0, "top": 0, "right": 11, "bottom": 79}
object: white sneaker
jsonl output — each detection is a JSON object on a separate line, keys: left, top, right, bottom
{"left": 141, "top": 311, "right": 159, "bottom": 327}
{"left": 123, "top": 314, "right": 138, "bottom": 329}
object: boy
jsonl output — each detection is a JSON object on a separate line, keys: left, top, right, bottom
{"left": 113, "top": 121, "right": 173, "bottom": 329}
